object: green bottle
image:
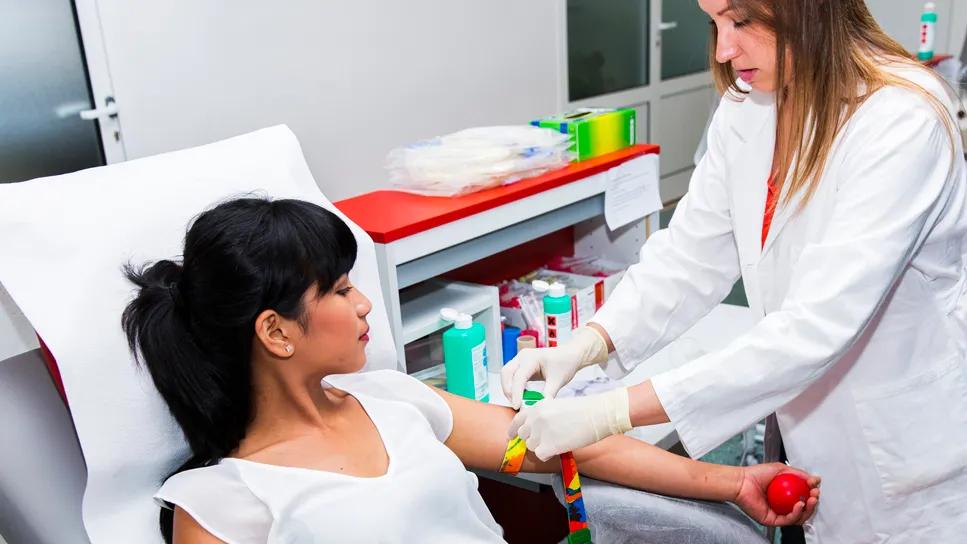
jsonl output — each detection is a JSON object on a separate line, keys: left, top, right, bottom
{"left": 534, "top": 280, "right": 574, "bottom": 348}
{"left": 440, "top": 308, "right": 489, "bottom": 402}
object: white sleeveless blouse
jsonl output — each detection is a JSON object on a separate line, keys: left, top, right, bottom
{"left": 154, "top": 370, "right": 504, "bottom": 543}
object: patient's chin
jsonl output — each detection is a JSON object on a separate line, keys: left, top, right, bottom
{"left": 320, "top": 352, "right": 367, "bottom": 376}
{"left": 348, "top": 355, "right": 367, "bottom": 373}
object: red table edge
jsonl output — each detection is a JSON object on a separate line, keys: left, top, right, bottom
{"left": 921, "top": 53, "right": 953, "bottom": 68}
{"left": 335, "top": 144, "right": 660, "bottom": 243}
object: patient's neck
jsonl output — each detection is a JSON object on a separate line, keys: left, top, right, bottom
{"left": 241, "top": 355, "right": 349, "bottom": 451}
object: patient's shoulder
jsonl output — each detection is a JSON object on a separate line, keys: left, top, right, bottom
{"left": 155, "top": 463, "right": 271, "bottom": 544}
{"left": 172, "top": 505, "right": 224, "bottom": 544}
{"left": 325, "top": 369, "right": 454, "bottom": 442}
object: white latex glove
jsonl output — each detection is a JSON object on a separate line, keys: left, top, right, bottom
{"left": 508, "top": 387, "right": 632, "bottom": 461}
{"left": 500, "top": 326, "right": 609, "bottom": 409}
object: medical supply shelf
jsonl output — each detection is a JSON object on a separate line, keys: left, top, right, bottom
{"left": 335, "top": 144, "right": 661, "bottom": 373}
{"left": 399, "top": 280, "right": 499, "bottom": 345}
{"left": 337, "top": 144, "right": 660, "bottom": 245}
{"left": 399, "top": 279, "right": 502, "bottom": 383}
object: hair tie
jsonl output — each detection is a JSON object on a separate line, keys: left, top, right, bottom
{"left": 167, "top": 282, "right": 182, "bottom": 307}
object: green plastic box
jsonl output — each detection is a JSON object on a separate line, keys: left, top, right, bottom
{"left": 531, "top": 108, "right": 636, "bottom": 162}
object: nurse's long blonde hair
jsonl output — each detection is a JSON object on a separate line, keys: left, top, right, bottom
{"left": 710, "top": 0, "right": 957, "bottom": 208}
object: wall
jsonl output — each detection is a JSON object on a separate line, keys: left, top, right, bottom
{"left": 950, "top": 4, "right": 967, "bottom": 58}
{"left": 867, "top": 0, "right": 964, "bottom": 55}
{"left": 5, "top": 1, "right": 966, "bottom": 359}
{"left": 1, "top": 0, "right": 565, "bottom": 361}
{"left": 84, "top": 3, "right": 967, "bottom": 204}
{"left": 92, "top": 0, "right": 565, "bottom": 202}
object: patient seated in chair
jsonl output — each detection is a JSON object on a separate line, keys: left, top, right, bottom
{"left": 122, "top": 197, "right": 819, "bottom": 543}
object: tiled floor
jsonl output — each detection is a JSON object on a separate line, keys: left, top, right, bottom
{"left": 700, "top": 431, "right": 771, "bottom": 541}
{"left": 699, "top": 433, "right": 747, "bottom": 466}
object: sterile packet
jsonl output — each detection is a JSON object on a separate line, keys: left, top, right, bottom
{"left": 387, "top": 125, "right": 574, "bottom": 196}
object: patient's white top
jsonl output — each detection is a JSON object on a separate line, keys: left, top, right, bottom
{"left": 154, "top": 370, "right": 504, "bottom": 543}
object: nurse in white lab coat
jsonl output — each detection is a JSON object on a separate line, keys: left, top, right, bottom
{"left": 503, "top": 0, "right": 967, "bottom": 541}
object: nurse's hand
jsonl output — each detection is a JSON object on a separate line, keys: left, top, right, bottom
{"left": 500, "top": 326, "right": 610, "bottom": 409}
{"left": 734, "top": 464, "right": 821, "bottom": 527}
{"left": 508, "top": 387, "right": 632, "bottom": 461}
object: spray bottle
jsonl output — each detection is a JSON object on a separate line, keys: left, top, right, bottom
{"left": 918, "top": 2, "right": 937, "bottom": 61}
{"left": 440, "top": 308, "right": 489, "bottom": 402}
{"left": 533, "top": 280, "right": 574, "bottom": 348}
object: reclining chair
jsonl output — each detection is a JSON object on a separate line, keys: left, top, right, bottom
{"left": 0, "top": 126, "right": 397, "bottom": 542}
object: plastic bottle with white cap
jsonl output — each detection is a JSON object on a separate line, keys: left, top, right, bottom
{"left": 533, "top": 280, "right": 574, "bottom": 348}
{"left": 918, "top": 2, "right": 937, "bottom": 61}
{"left": 440, "top": 308, "right": 489, "bottom": 401}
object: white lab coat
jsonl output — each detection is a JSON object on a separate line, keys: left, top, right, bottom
{"left": 593, "top": 65, "right": 967, "bottom": 543}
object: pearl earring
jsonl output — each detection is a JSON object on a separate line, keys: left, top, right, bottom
{"left": 285, "top": 344, "right": 293, "bottom": 353}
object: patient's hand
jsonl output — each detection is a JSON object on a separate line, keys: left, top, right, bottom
{"left": 733, "top": 463, "right": 821, "bottom": 527}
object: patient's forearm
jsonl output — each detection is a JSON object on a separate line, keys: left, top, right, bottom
{"left": 572, "top": 435, "right": 741, "bottom": 502}
{"left": 436, "top": 388, "right": 740, "bottom": 503}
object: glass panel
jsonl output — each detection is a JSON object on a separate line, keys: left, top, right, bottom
{"left": 661, "top": 0, "right": 711, "bottom": 80}
{"left": 629, "top": 101, "right": 649, "bottom": 144}
{"left": 0, "top": 0, "right": 104, "bottom": 183}
{"left": 568, "top": 0, "right": 650, "bottom": 101}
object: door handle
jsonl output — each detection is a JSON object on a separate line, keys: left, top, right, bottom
{"left": 659, "top": 21, "right": 678, "bottom": 32}
{"left": 78, "top": 97, "right": 118, "bottom": 121}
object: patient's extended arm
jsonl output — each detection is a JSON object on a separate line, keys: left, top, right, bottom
{"left": 435, "top": 389, "right": 820, "bottom": 527}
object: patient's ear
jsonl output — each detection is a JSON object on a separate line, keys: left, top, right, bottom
{"left": 254, "top": 310, "right": 294, "bottom": 358}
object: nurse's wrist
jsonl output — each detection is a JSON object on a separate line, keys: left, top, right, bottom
{"left": 626, "top": 380, "right": 670, "bottom": 427}
{"left": 570, "top": 326, "right": 610, "bottom": 367}
{"left": 587, "top": 322, "right": 615, "bottom": 353}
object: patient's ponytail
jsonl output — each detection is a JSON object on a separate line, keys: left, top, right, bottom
{"left": 121, "top": 198, "right": 357, "bottom": 542}
{"left": 124, "top": 257, "right": 251, "bottom": 460}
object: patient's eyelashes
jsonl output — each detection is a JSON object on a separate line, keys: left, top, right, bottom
{"left": 336, "top": 286, "right": 354, "bottom": 297}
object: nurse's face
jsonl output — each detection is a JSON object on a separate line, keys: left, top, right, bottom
{"left": 699, "top": 0, "right": 781, "bottom": 92}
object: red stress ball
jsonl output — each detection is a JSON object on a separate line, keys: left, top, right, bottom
{"left": 767, "top": 473, "right": 811, "bottom": 515}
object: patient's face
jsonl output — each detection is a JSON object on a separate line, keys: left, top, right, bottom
{"left": 295, "top": 275, "right": 372, "bottom": 375}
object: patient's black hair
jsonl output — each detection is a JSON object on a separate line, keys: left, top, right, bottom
{"left": 121, "top": 197, "right": 357, "bottom": 542}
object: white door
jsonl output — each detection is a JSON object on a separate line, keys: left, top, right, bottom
{"left": 0, "top": 0, "right": 124, "bottom": 183}
{"left": 0, "top": 0, "right": 123, "bottom": 362}
{"left": 562, "top": 0, "right": 716, "bottom": 205}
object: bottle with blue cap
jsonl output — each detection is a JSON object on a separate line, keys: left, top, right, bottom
{"left": 440, "top": 308, "right": 489, "bottom": 402}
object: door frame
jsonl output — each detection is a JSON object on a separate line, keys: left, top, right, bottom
{"left": 74, "top": 0, "right": 126, "bottom": 164}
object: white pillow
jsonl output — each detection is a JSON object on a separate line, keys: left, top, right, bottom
{"left": 0, "top": 126, "right": 398, "bottom": 542}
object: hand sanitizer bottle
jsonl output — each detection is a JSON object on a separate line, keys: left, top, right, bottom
{"left": 440, "top": 308, "right": 489, "bottom": 402}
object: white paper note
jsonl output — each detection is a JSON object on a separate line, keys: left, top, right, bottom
{"left": 604, "top": 153, "right": 661, "bottom": 230}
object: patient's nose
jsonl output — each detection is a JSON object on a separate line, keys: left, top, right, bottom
{"left": 355, "top": 291, "right": 372, "bottom": 317}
